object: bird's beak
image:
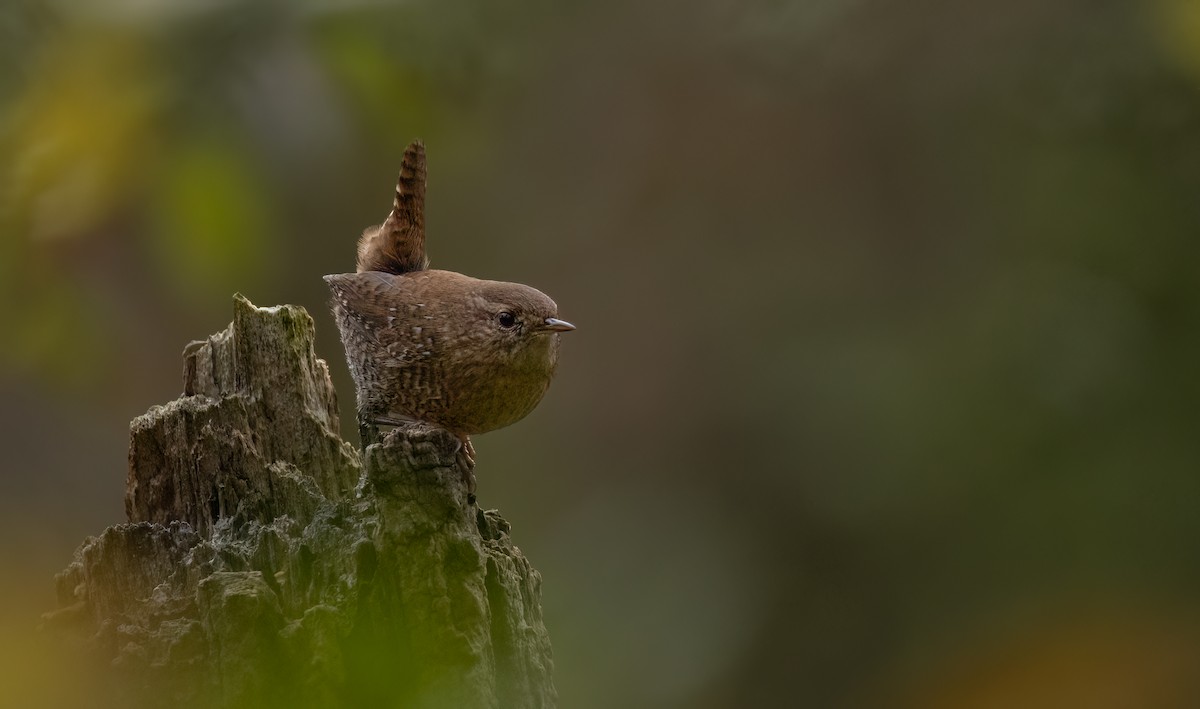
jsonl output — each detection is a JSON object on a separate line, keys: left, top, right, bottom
{"left": 542, "top": 317, "right": 576, "bottom": 333}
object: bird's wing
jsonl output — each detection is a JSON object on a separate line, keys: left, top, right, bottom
{"left": 324, "top": 272, "right": 425, "bottom": 366}
{"left": 324, "top": 271, "right": 403, "bottom": 328}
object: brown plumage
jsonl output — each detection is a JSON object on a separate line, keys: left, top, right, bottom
{"left": 355, "top": 141, "right": 429, "bottom": 274}
{"left": 325, "top": 140, "right": 574, "bottom": 462}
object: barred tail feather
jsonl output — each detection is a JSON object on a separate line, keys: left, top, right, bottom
{"left": 356, "top": 140, "right": 429, "bottom": 274}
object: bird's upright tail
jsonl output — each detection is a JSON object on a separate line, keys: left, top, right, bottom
{"left": 356, "top": 140, "right": 430, "bottom": 274}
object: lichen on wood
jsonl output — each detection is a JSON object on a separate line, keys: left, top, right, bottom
{"left": 44, "top": 295, "right": 556, "bottom": 709}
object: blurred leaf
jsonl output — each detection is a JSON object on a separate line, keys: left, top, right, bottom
{"left": 1153, "top": 0, "right": 1200, "bottom": 77}
{"left": 3, "top": 27, "right": 163, "bottom": 242}
{"left": 0, "top": 25, "right": 158, "bottom": 388}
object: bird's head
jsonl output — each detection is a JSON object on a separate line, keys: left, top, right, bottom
{"left": 468, "top": 280, "right": 575, "bottom": 363}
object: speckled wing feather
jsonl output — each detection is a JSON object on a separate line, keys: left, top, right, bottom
{"left": 325, "top": 272, "right": 397, "bottom": 422}
{"left": 325, "top": 271, "right": 395, "bottom": 330}
{"left": 356, "top": 140, "right": 429, "bottom": 275}
{"left": 325, "top": 270, "right": 450, "bottom": 438}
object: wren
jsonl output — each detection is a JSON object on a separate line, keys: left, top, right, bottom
{"left": 324, "top": 141, "right": 574, "bottom": 468}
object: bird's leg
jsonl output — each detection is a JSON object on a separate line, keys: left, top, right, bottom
{"left": 361, "top": 412, "right": 414, "bottom": 450}
{"left": 358, "top": 415, "right": 380, "bottom": 450}
{"left": 456, "top": 435, "right": 477, "bottom": 505}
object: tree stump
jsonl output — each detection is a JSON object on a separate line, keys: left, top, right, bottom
{"left": 43, "top": 295, "right": 556, "bottom": 709}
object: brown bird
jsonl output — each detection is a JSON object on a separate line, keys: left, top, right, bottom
{"left": 324, "top": 140, "right": 574, "bottom": 469}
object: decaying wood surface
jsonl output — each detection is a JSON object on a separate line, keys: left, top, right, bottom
{"left": 43, "top": 295, "right": 556, "bottom": 709}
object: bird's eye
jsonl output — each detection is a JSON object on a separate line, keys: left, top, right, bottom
{"left": 497, "top": 311, "right": 517, "bottom": 329}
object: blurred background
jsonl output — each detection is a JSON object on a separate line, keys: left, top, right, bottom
{"left": 4, "top": 0, "right": 1200, "bottom": 706}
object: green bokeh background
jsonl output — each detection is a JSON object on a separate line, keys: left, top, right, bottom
{"left": 4, "top": 0, "right": 1200, "bottom": 706}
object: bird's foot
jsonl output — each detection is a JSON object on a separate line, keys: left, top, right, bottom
{"left": 458, "top": 436, "right": 476, "bottom": 469}
{"left": 358, "top": 418, "right": 381, "bottom": 450}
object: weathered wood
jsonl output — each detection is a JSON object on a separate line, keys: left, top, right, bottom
{"left": 44, "top": 295, "right": 556, "bottom": 708}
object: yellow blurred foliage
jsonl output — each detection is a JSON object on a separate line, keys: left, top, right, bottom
{"left": 5, "top": 28, "right": 163, "bottom": 243}
{"left": 1152, "top": 0, "right": 1200, "bottom": 77}
{"left": 0, "top": 27, "right": 163, "bottom": 386}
